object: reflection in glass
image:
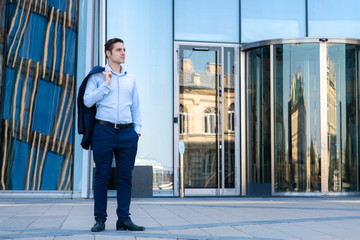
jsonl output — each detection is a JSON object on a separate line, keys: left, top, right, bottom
{"left": 180, "top": 104, "right": 190, "bottom": 134}
{"left": 241, "top": 0, "right": 305, "bottom": 42}
{"left": 274, "top": 43, "right": 321, "bottom": 192}
{"left": 107, "top": 0, "right": 173, "bottom": 191}
{"left": 223, "top": 48, "right": 235, "bottom": 188}
{"left": 0, "top": 0, "right": 4, "bottom": 98}
{"left": 0, "top": 0, "right": 77, "bottom": 190}
{"left": 308, "top": 0, "right": 360, "bottom": 38}
{"left": 180, "top": 47, "right": 218, "bottom": 188}
{"left": 246, "top": 46, "right": 271, "bottom": 185}
{"left": 175, "top": 0, "right": 239, "bottom": 42}
{"left": 204, "top": 107, "right": 216, "bottom": 134}
{"left": 327, "top": 44, "right": 359, "bottom": 192}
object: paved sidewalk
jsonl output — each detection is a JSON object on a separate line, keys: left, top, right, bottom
{"left": 0, "top": 197, "right": 359, "bottom": 239}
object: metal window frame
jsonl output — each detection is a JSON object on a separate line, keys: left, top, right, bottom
{"left": 173, "top": 41, "right": 240, "bottom": 197}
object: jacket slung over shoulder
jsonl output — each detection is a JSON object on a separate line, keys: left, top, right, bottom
{"left": 77, "top": 66, "right": 105, "bottom": 149}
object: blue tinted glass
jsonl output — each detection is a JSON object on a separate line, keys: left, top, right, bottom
{"left": 0, "top": 0, "right": 77, "bottom": 191}
{"left": 107, "top": 0, "right": 173, "bottom": 190}
{"left": 241, "top": 0, "right": 305, "bottom": 43}
{"left": 175, "top": 0, "right": 239, "bottom": 42}
{"left": 20, "top": 14, "right": 46, "bottom": 62}
{"left": 308, "top": 0, "right": 360, "bottom": 38}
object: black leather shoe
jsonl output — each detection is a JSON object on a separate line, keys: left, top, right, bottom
{"left": 116, "top": 220, "right": 145, "bottom": 231}
{"left": 91, "top": 221, "right": 105, "bottom": 232}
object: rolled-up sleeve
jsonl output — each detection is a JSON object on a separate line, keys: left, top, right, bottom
{"left": 83, "top": 75, "right": 110, "bottom": 108}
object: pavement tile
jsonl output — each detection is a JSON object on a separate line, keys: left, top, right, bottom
{"left": 0, "top": 197, "right": 359, "bottom": 239}
{"left": 54, "top": 234, "right": 96, "bottom": 240}
{"left": 168, "top": 228, "right": 209, "bottom": 237}
{"left": 29, "top": 217, "right": 65, "bottom": 229}
{"left": 201, "top": 225, "right": 252, "bottom": 237}
{"left": 234, "top": 224, "right": 296, "bottom": 239}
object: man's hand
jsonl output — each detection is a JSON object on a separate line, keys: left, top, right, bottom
{"left": 102, "top": 70, "right": 112, "bottom": 85}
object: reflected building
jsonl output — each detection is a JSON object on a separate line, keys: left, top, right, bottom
{"left": 288, "top": 67, "right": 307, "bottom": 191}
{"left": 179, "top": 56, "right": 235, "bottom": 188}
{"left": 135, "top": 157, "right": 173, "bottom": 190}
{"left": 327, "top": 55, "right": 339, "bottom": 192}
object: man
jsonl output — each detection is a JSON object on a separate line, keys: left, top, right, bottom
{"left": 84, "top": 38, "right": 145, "bottom": 232}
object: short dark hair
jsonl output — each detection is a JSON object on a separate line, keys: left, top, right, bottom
{"left": 104, "top": 38, "right": 124, "bottom": 55}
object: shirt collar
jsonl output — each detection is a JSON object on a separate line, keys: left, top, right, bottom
{"left": 105, "top": 64, "right": 127, "bottom": 76}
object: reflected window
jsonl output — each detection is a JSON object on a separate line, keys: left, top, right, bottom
{"left": 204, "top": 107, "right": 216, "bottom": 134}
{"left": 179, "top": 104, "right": 190, "bottom": 134}
{"left": 227, "top": 103, "right": 235, "bottom": 132}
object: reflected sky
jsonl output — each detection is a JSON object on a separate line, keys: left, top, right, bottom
{"left": 309, "top": 0, "right": 360, "bottom": 38}
{"left": 175, "top": 0, "right": 239, "bottom": 42}
{"left": 107, "top": 0, "right": 173, "bottom": 173}
{"left": 241, "top": 0, "right": 305, "bottom": 42}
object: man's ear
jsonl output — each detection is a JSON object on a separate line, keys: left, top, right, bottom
{"left": 105, "top": 50, "right": 111, "bottom": 57}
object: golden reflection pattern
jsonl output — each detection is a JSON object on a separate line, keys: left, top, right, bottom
{"left": 0, "top": 0, "right": 78, "bottom": 190}
{"left": 12, "top": 0, "right": 33, "bottom": 68}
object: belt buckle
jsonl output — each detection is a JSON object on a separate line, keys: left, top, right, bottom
{"left": 114, "top": 123, "right": 118, "bottom": 129}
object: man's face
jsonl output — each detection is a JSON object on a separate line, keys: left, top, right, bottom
{"left": 106, "top": 42, "right": 126, "bottom": 65}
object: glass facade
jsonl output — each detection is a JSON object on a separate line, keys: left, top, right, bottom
{"left": 246, "top": 46, "right": 271, "bottom": 186}
{"left": 0, "top": 0, "right": 78, "bottom": 190}
{"left": 175, "top": 0, "right": 239, "bottom": 43}
{"left": 273, "top": 43, "right": 321, "bottom": 192}
{"left": 308, "top": 0, "right": 360, "bottom": 38}
{"left": 327, "top": 44, "right": 360, "bottom": 192}
{"left": 241, "top": 0, "right": 306, "bottom": 43}
{"left": 243, "top": 40, "right": 360, "bottom": 194}
{"left": 179, "top": 46, "right": 219, "bottom": 188}
{"left": 107, "top": 0, "right": 173, "bottom": 191}
{"left": 2, "top": 0, "right": 360, "bottom": 197}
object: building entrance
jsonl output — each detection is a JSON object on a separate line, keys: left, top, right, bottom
{"left": 174, "top": 42, "right": 240, "bottom": 196}
{"left": 242, "top": 38, "right": 360, "bottom": 196}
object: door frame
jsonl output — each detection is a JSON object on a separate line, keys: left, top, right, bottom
{"left": 173, "top": 41, "right": 240, "bottom": 196}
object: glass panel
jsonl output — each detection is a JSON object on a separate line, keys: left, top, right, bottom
{"left": 0, "top": 0, "right": 4, "bottom": 95}
{"left": 107, "top": 0, "right": 173, "bottom": 191}
{"left": 274, "top": 43, "right": 321, "bottom": 192}
{"left": 224, "top": 48, "right": 235, "bottom": 188}
{"left": 175, "top": 0, "right": 239, "bottom": 42}
{"left": 246, "top": 46, "right": 271, "bottom": 185}
{"left": 327, "top": 44, "right": 359, "bottom": 192}
{"left": 308, "top": 0, "right": 360, "bottom": 38}
{"left": 0, "top": 0, "right": 77, "bottom": 190}
{"left": 241, "top": 0, "right": 305, "bottom": 43}
{"left": 179, "top": 46, "right": 219, "bottom": 188}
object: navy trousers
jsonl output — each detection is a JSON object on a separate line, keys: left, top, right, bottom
{"left": 92, "top": 122, "right": 138, "bottom": 223}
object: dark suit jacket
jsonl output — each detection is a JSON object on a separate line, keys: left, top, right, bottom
{"left": 77, "top": 66, "right": 105, "bottom": 149}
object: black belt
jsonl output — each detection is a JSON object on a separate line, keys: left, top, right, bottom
{"left": 96, "top": 120, "right": 133, "bottom": 129}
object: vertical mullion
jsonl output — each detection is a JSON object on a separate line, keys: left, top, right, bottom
{"left": 221, "top": 47, "right": 225, "bottom": 194}
{"left": 240, "top": 50, "right": 246, "bottom": 195}
{"left": 270, "top": 45, "right": 274, "bottom": 195}
{"left": 320, "top": 42, "right": 328, "bottom": 195}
